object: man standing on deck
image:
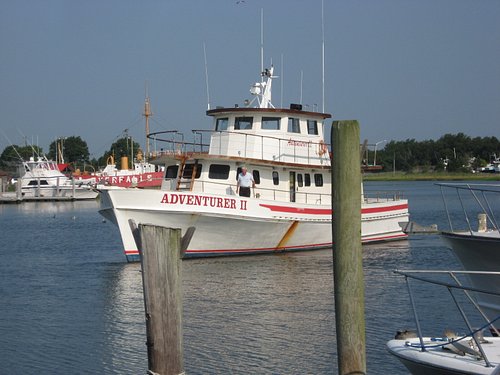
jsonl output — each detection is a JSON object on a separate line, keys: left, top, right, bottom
{"left": 236, "top": 166, "right": 255, "bottom": 197}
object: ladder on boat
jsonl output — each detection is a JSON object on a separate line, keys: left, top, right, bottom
{"left": 176, "top": 157, "right": 198, "bottom": 191}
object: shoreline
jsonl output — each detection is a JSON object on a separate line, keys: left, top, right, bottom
{"left": 362, "top": 172, "right": 500, "bottom": 182}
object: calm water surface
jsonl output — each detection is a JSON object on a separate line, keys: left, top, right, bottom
{"left": 0, "top": 181, "right": 494, "bottom": 374}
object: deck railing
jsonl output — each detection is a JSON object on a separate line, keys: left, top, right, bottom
{"left": 394, "top": 269, "right": 500, "bottom": 368}
{"left": 437, "top": 183, "right": 500, "bottom": 234}
{"left": 148, "top": 129, "right": 331, "bottom": 165}
{"left": 163, "top": 177, "right": 405, "bottom": 206}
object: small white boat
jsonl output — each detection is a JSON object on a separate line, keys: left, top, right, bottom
{"left": 479, "top": 156, "right": 500, "bottom": 174}
{"left": 438, "top": 183, "right": 500, "bottom": 325}
{"left": 388, "top": 336, "right": 500, "bottom": 375}
{"left": 99, "top": 65, "right": 409, "bottom": 261}
{"left": 387, "top": 270, "right": 500, "bottom": 375}
{"left": 17, "top": 156, "right": 98, "bottom": 200}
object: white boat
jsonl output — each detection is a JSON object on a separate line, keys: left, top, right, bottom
{"left": 438, "top": 183, "right": 500, "bottom": 325}
{"left": 99, "top": 65, "right": 409, "bottom": 261}
{"left": 479, "top": 156, "right": 500, "bottom": 173}
{"left": 17, "top": 156, "right": 98, "bottom": 200}
{"left": 387, "top": 270, "right": 500, "bottom": 375}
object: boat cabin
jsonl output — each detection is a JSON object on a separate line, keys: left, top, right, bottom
{"left": 150, "top": 65, "right": 333, "bottom": 205}
{"left": 207, "top": 106, "right": 330, "bottom": 166}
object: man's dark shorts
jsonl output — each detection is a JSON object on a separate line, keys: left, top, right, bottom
{"left": 239, "top": 187, "right": 251, "bottom": 197}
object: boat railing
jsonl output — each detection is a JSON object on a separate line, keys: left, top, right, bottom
{"left": 15, "top": 175, "right": 91, "bottom": 199}
{"left": 22, "top": 175, "right": 90, "bottom": 187}
{"left": 148, "top": 129, "right": 331, "bottom": 165}
{"left": 164, "top": 178, "right": 330, "bottom": 205}
{"left": 437, "top": 183, "right": 500, "bottom": 235}
{"left": 163, "top": 178, "right": 408, "bottom": 207}
{"left": 363, "top": 190, "right": 405, "bottom": 203}
{"left": 394, "top": 269, "right": 500, "bottom": 368}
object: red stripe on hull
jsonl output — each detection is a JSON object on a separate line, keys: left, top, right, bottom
{"left": 361, "top": 204, "right": 409, "bottom": 214}
{"left": 259, "top": 204, "right": 331, "bottom": 215}
{"left": 362, "top": 233, "right": 408, "bottom": 242}
{"left": 259, "top": 203, "right": 408, "bottom": 215}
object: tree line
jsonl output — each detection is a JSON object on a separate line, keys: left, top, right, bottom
{"left": 1, "top": 132, "right": 499, "bottom": 175}
{"left": 370, "top": 133, "right": 500, "bottom": 173}
{"left": 0, "top": 136, "right": 140, "bottom": 174}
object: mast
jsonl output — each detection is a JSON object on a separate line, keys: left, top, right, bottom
{"left": 143, "top": 85, "right": 152, "bottom": 159}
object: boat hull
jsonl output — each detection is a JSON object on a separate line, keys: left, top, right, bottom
{"left": 441, "top": 231, "right": 500, "bottom": 324}
{"left": 387, "top": 338, "right": 500, "bottom": 375}
{"left": 99, "top": 189, "right": 409, "bottom": 261}
{"left": 75, "top": 172, "right": 164, "bottom": 188}
{"left": 21, "top": 186, "right": 98, "bottom": 200}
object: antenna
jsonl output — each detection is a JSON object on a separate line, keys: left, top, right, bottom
{"left": 280, "top": 53, "right": 284, "bottom": 109}
{"left": 203, "top": 42, "right": 211, "bottom": 110}
{"left": 321, "top": 0, "right": 325, "bottom": 113}
{"left": 300, "top": 70, "right": 303, "bottom": 105}
{"left": 260, "top": 8, "right": 264, "bottom": 80}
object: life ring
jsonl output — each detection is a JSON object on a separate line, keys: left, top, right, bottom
{"left": 318, "top": 141, "right": 328, "bottom": 156}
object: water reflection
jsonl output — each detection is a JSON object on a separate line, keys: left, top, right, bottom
{"left": 2, "top": 181, "right": 494, "bottom": 374}
{"left": 102, "top": 263, "right": 147, "bottom": 373}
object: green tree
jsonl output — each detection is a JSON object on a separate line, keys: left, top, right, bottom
{"left": 48, "top": 136, "right": 90, "bottom": 163}
{"left": 375, "top": 133, "right": 500, "bottom": 173}
{"left": 98, "top": 137, "right": 141, "bottom": 168}
{"left": 0, "top": 144, "right": 43, "bottom": 170}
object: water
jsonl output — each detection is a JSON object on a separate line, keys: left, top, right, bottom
{"left": 0, "top": 180, "right": 496, "bottom": 374}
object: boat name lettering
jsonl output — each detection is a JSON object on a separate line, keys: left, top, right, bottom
{"left": 101, "top": 174, "right": 153, "bottom": 184}
{"left": 160, "top": 193, "right": 247, "bottom": 210}
{"left": 287, "top": 139, "right": 310, "bottom": 147}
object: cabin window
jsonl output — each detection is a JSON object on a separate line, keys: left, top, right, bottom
{"left": 297, "top": 174, "right": 303, "bottom": 187}
{"left": 304, "top": 173, "right": 311, "bottom": 186}
{"left": 288, "top": 118, "right": 300, "bottom": 133}
{"left": 182, "top": 164, "right": 202, "bottom": 179}
{"left": 234, "top": 116, "right": 253, "bottom": 130}
{"left": 314, "top": 173, "right": 323, "bottom": 187}
{"left": 307, "top": 120, "right": 318, "bottom": 135}
{"left": 209, "top": 164, "right": 230, "bottom": 179}
{"left": 28, "top": 180, "right": 49, "bottom": 186}
{"left": 165, "top": 165, "right": 179, "bottom": 179}
{"left": 272, "top": 171, "right": 279, "bottom": 185}
{"left": 253, "top": 170, "right": 260, "bottom": 184}
{"left": 216, "top": 118, "right": 228, "bottom": 131}
{"left": 261, "top": 117, "right": 281, "bottom": 130}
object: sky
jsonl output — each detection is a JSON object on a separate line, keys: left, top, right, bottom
{"left": 0, "top": 0, "right": 499, "bottom": 159}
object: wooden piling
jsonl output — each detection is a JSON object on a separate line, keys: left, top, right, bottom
{"left": 331, "top": 120, "right": 366, "bottom": 374}
{"left": 16, "top": 178, "right": 22, "bottom": 200}
{"left": 138, "top": 224, "right": 184, "bottom": 375}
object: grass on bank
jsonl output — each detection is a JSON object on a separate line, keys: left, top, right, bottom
{"left": 363, "top": 171, "right": 500, "bottom": 181}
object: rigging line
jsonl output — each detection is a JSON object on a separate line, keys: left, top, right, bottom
{"left": 0, "top": 130, "right": 23, "bottom": 162}
{"left": 150, "top": 113, "right": 176, "bottom": 129}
